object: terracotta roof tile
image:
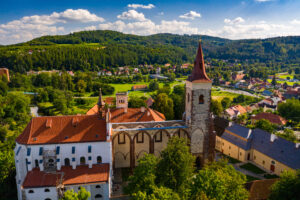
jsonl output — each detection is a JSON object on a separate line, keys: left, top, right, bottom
{"left": 109, "top": 108, "right": 165, "bottom": 123}
{"left": 86, "top": 105, "right": 99, "bottom": 115}
{"left": 23, "top": 164, "right": 109, "bottom": 188}
{"left": 16, "top": 115, "right": 107, "bottom": 145}
{"left": 252, "top": 112, "right": 287, "bottom": 125}
{"left": 246, "top": 179, "right": 278, "bottom": 200}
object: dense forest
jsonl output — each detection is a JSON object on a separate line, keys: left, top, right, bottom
{"left": 1, "top": 30, "right": 300, "bottom": 72}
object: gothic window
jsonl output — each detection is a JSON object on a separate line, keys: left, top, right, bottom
{"left": 80, "top": 157, "right": 86, "bottom": 165}
{"left": 199, "top": 95, "right": 204, "bottom": 104}
{"left": 64, "top": 158, "right": 70, "bottom": 166}
{"left": 118, "top": 133, "right": 125, "bottom": 144}
{"left": 97, "top": 156, "right": 102, "bottom": 163}
{"left": 136, "top": 133, "right": 144, "bottom": 143}
{"left": 155, "top": 131, "right": 162, "bottom": 142}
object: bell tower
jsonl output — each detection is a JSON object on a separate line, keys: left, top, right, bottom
{"left": 185, "top": 40, "right": 215, "bottom": 166}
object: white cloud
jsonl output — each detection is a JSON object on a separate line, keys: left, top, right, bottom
{"left": 98, "top": 19, "right": 199, "bottom": 35}
{"left": 117, "top": 10, "right": 146, "bottom": 21}
{"left": 224, "top": 17, "right": 245, "bottom": 24}
{"left": 179, "top": 11, "right": 201, "bottom": 20}
{"left": 290, "top": 19, "right": 300, "bottom": 25}
{"left": 127, "top": 4, "right": 155, "bottom": 9}
{"left": 0, "top": 9, "right": 104, "bottom": 44}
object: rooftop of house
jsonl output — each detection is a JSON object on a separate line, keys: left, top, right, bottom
{"left": 22, "top": 163, "right": 109, "bottom": 188}
{"left": 252, "top": 112, "right": 287, "bottom": 125}
{"left": 109, "top": 107, "right": 165, "bottom": 123}
{"left": 221, "top": 124, "right": 300, "bottom": 169}
{"left": 245, "top": 179, "right": 279, "bottom": 200}
{"left": 16, "top": 115, "right": 107, "bottom": 145}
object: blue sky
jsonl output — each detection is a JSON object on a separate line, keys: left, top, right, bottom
{"left": 1, "top": 0, "right": 300, "bottom": 44}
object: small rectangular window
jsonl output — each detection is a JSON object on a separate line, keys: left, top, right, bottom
{"left": 155, "top": 132, "right": 162, "bottom": 142}
{"left": 27, "top": 148, "right": 31, "bottom": 156}
{"left": 39, "top": 147, "right": 43, "bottom": 156}
{"left": 72, "top": 146, "right": 75, "bottom": 154}
{"left": 88, "top": 145, "right": 92, "bottom": 153}
{"left": 88, "top": 156, "right": 92, "bottom": 161}
{"left": 137, "top": 133, "right": 144, "bottom": 143}
{"left": 118, "top": 134, "right": 125, "bottom": 144}
{"left": 72, "top": 158, "right": 76, "bottom": 162}
{"left": 56, "top": 158, "right": 60, "bottom": 162}
{"left": 56, "top": 146, "right": 60, "bottom": 155}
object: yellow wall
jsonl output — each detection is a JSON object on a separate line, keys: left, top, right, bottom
{"left": 216, "top": 136, "right": 294, "bottom": 176}
{"left": 252, "top": 149, "right": 293, "bottom": 175}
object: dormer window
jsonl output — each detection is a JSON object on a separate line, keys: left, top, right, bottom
{"left": 199, "top": 95, "right": 204, "bottom": 104}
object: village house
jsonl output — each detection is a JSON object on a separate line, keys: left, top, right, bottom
{"left": 131, "top": 85, "right": 148, "bottom": 91}
{"left": 0, "top": 67, "right": 9, "bottom": 81}
{"left": 251, "top": 112, "right": 287, "bottom": 126}
{"left": 224, "top": 105, "right": 248, "bottom": 120}
{"left": 215, "top": 123, "right": 300, "bottom": 175}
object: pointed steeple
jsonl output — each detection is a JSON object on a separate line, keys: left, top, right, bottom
{"left": 188, "top": 40, "right": 211, "bottom": 83}
{"left": 97, "top": 88, "right": 104, "bottom": 107}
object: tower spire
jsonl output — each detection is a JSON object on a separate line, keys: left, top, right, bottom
{"left": 188, "top": 40, "right": 211, "bottom": 83}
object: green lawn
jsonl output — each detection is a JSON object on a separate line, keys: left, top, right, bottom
{"left": 211, "top": 89, "right": 239, "bottom": 101}
{"left": 240, "top": 163, "right": 266, "bottom": 174}
{"left": 276, "top": 73, "right": 294, "bottom": 80}
{"left": 267, "top": 79, "right": 296, "bottom": 86}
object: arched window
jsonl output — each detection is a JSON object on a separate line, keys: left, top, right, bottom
{"left": 28, "top": 190, "right": 34, "bottom": 193}
{"left": 95, "top": 194, "right": 102, "bottom": 198}
{"left": 96, "top": 185, "right": 101, "bottom": 188}
{"left": 97, "top": 156, "right": 102, "bottom": 164}
{"left": 64, "top": 158, "right": 70, "bottom": 166}
{"left": 199, "top": 95, "right": 204, "bottom": 104}
{"left": 44, "top": 188, "right": 50, "bottom": 192}
{"left": 80, "top": 157, "right": 86, "bottom": 165}
{"left": 35, "top": 159, "right": 39, "bottom": 168}
{"left": 48, "top": 158, "right": 54, "bottom": 167}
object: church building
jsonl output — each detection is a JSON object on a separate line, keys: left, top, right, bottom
{"left": 14, "top": 41, "right": 215, "bottom": 200}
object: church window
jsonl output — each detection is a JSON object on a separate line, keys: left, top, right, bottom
{"left": 199, "top": 95, "right": 204, "bottom": 104}
{"left": 229, "top": 146, "right": 231, "bottom": 149}
{"left": 80, "top": 157, "right": 86, "bottom": 165}
{"left": 88, "top": 145, "right": 92, "bottom": 153}
{"left": 48, "top": 159, "right": 54, "bottom": 167}
{"left": 118, "top": 133, "right": 125, "bottom": 144}
{"left": 155, "top": 131, "right": 162, "bottom": 142}
{"left": 64, "top": 158, "right": 70, "bottom": 166}
{"left": 136, "top": 133, "right": 144, "bottom": 143}
{"left": 28, "top": 190, "right": 34, "bottom": 193}
{"left": 96, "top": 185, "right": 101, "bottom": 188}
{"left": 44, "top": 188, "right": 50, "bottom": 192}
{"left": 39, "top": 147, "right": 43, "bottom": 156}
{"left": 27, "top": 148, "right": 31, "bottom": 156}
{"left": 56, "top": 146, "right": 60, "bottom": 155}
{"left": 97, "top": 156, "right": 102, "bottom": 163}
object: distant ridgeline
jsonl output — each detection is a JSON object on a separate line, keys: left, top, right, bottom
{"left": 1, "top": 30, "right": 300, "bottom": 72}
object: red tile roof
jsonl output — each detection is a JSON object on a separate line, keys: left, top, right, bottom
{"left": 109, "top": 108, "right": 165, "bottom": 123}
{"left": 23, "top": 164, "right": 109, "bottom": 188}
{"left": 188, "top": 41, "right": 212, "bottom": 83}
{"left": 132, "top": 85, "right": 148, "bottom": 90}
{"left": 252, "top": 112, "right": 287, "bottom": 125}
{"left": 16, "top": 115, "right": 107, "bottom": 145}
{"left": 246, "top": 179, "right": 278, "bottom": 200}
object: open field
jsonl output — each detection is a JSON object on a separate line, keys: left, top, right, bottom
{"left": 267, "top": 79, "right": 297, "bottom": 86}
{"left": 211, "top": 89, "right": 240, "bottom": 101}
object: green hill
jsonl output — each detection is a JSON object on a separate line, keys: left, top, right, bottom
{"left": 1, "top": 30, "right": 300, "bottom": 72}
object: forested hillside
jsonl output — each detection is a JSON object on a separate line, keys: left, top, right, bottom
{"left": 1, "top": 30, "right": 300, "bottom": 72}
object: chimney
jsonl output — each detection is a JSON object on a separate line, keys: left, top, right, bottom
{"left": 270, "top": 134, "right": 278, "bottom": 142}
{"left": 57, "top": 159, "right": 61, "bottom": 170}
{"left": 141, "top": 107, "right": 145, "bottom": 113}
{"left": 72, "top": 158, "right": 76, "bottom": 170}
{"left": 46, "top": 119, "right": 52, "bottom": 128}
{"left": 39, "top": 160, "right": 44, "bottom": 171}
{"left": 72, "top": 117, "right": 78, "bottom": 127}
